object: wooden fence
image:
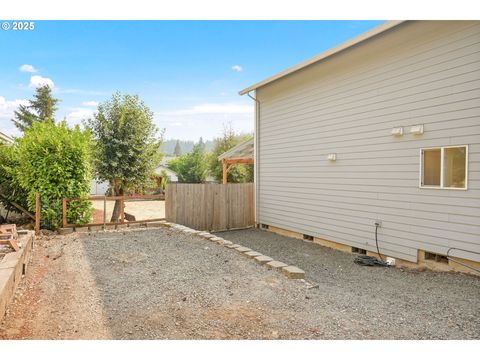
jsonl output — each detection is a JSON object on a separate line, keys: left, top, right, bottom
{"left": 165, "top": 183, "right": 254, "bottom": 231}
{"left": 63, "top": 194, "right": 165, "bottom": 228}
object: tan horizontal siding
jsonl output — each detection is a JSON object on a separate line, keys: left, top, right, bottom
{"left": 256, "top": 21, "right": 480, "bottom": 263}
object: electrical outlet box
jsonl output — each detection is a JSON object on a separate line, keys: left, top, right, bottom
{"left": 375, "top": 220, "right": 382, "bottom": 227}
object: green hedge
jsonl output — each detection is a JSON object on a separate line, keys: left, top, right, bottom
{"left": 13, "top": 121, "right": 93, "bottom": 229}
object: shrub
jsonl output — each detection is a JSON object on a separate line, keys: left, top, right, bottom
{"left": 14, "top": 121, "right": 93, "bottom": 229}
{"left": 0, "top": 144, "right": 30, "bottom": 215}
{"left": 173, "top": 144, "right": 209, "bottom": 183}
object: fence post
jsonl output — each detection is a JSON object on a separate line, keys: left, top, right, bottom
{"left": 120, "top": 196, "right": 125, "bottom": 223}
{"left": 35, "top": 192, "right": 40, "bottom": 234}
{"left": 103, "top": 195, "right": 106, "bottom": 230}
{"left": 62, "top": 197, "right": 67, "bottom": 228}
{"left": 222, "top": 159, "right": 228, "bottom": 184}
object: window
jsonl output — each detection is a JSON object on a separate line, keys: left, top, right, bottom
{"left": 420, "top": 145, "right": 468, "bottom": 189}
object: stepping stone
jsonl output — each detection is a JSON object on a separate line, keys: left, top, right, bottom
{"left": 225, "top": 244, "right": 240, "bottom": 249}
{"left": 221, "top": 240, "right": 233, "bottom": 245}
{"left": 244, "top": 251, "right": 262, "bottom": 258}
{"left": 203, "top": 234, "right": 216, "bottom": 239}
{"left": 254, "top": 255, "right": 273, "bottom": 264}
{"left": 89, "top": 225, "right": 103, "bottom": 232}
{"left": 75, "top": 227, "right": 89, "bottom": 233}
{"left": 198, "top": 232, "right": 210, "bottom": 236}
{"left": 235, "top": 246, "right": 252, "bottom": 253}
{"left": 282, "top": 266, "right": 305, "bottom": 279}
{"left": 116, "top": 224, "right": 127, "bottom": 229}
{"left": 265, "top": 260, "right": 288, "bottom": 270}
{"left": 210, "top": 237, "right": 224, "bottom": 242}
{"left": 104, "top": 224, "right": 116, "bottom": 230}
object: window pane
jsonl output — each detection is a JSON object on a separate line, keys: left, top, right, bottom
{"left": 444, "top": 147, "right": 466, "bottom": 188}
{"left": 423, "top": 149, "right": 441, "bottom": 186}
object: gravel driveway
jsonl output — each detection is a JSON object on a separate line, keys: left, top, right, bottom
{"left": 217, "top": 228, "right": 480, "bottom": 339}
{"left": 1, "top": 226, "right": 478, "bottom": 339}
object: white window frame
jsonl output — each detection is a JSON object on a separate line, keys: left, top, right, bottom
{"left": 419, "top": 145, "right": 469, "bottom": 190}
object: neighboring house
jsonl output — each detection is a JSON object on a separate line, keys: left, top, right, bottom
{"left": 158, "top": 155, "right": 179, "bottom": 182}
{"left": 91, "top": 178, "right": 109, "bottom": 195}
{"left": 154, "top": 165, "right": 179, "bottom": 183}
{"left": 0, "top": 131, "right": 14, "bottom": 145}
{"left": 240, "top": 21, "right": 480, "bottom": 269}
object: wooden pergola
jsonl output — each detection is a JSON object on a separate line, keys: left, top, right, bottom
{"left": 218, "top": 137, "right": 254, "bottom": 184}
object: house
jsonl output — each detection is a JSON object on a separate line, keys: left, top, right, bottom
{"left": 0, "top": 132, "right": 14, "bottom": 145}
{"left": 154, "top": 165, "right": 179, "bottom": 183}
{"left": 240, "top": 21, "right": 480, "bottom": 272}
{"left": 90, "top": 178, "right": 109, "bottom": 195}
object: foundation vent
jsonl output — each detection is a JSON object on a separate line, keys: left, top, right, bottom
{"left": 303, "top": 234, "right": 314, "bottom": 241}
{"left": 352, "top": 247, "right": 367, "bottom": 255}
{"left": 424, "top": 251, "right": 448, "bottom": 264}
{"left": 260, "top": 224, "right": 269, "bottom": 230}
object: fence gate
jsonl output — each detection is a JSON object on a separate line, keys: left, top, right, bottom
{"left": 165, "top": 183, "right": 254, "bottom": 231}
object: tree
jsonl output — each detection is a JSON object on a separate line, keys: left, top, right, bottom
{"left": 12, "top": 85, "right": 60, "bottom": 132}
{"left": 174, "top": 140, "right": 182, "bottom": 157}
{"left": 198, "top": 137, "right": 205, "bottom": 150}
{"left": 208, "top": 125, "right": 253, "bottom": 183}
{"left": 173, "top": 143, "right": 209, "bottom": 183}
{"left": 13, "top": 121, "right": 93, "bottom": 229}
{"left": 86, "top": 93, "right": 163, "bottom": 222}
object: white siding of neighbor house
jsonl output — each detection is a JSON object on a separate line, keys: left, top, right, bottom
{"left": 255, "top": 21, "right": 480, "bottom": 263}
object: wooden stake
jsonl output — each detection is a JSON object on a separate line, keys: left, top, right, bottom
{"left": 35, "top": 192, "right": 40, "bottom": 234}
{"left": 120, "top": 197, "right": 125, "bottom": 223}
{"left": 222, "top": 159, "right": 228, "bottom": 184}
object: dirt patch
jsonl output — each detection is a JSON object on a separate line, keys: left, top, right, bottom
{"left": 0, "top": 233, "right": 111, "bottom": 339}
{"left": 92, "top": 209, "right": 104, "bottom": 223}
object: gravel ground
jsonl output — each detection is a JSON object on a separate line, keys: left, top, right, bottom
{"left": 1, "top": 226, "right": 478, "bottom": 339}
{"left": 217, "top": 228, "right": 480, "bottom": 339}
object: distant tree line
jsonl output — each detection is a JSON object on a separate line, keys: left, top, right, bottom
{"left": 161, "top": 138, "right": 215, "bottom": 155}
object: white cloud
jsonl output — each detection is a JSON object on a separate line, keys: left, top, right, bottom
{"left": 231, "top": 65, "right": 243, "bottom": 72}
{"left": 65, "top": 108, "right": 94, "bottom": 126}
{"left": 154, "top": 102, "right": 254, "bottom": 140}
{"left": 0, "top": 96, "right": 29, "bottom": 137}
{"left": 81, "top": 101, "right": 99, "bottom": 107}
{"left": 19, "top": 64, "right": 38, "bottom": 73}
{"left": 29, "top": 75, "right": 54, "bottom": 89}
{"left": 160, "top": 103, "right": 252, "bottom": 116}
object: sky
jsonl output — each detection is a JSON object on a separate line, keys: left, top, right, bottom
{"left": 0, "top": 20, "right": 383, "bottom": 141}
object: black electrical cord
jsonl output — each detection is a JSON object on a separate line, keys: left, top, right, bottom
{"left": 354, "top": 222, "right": 389, "bottom": 267}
